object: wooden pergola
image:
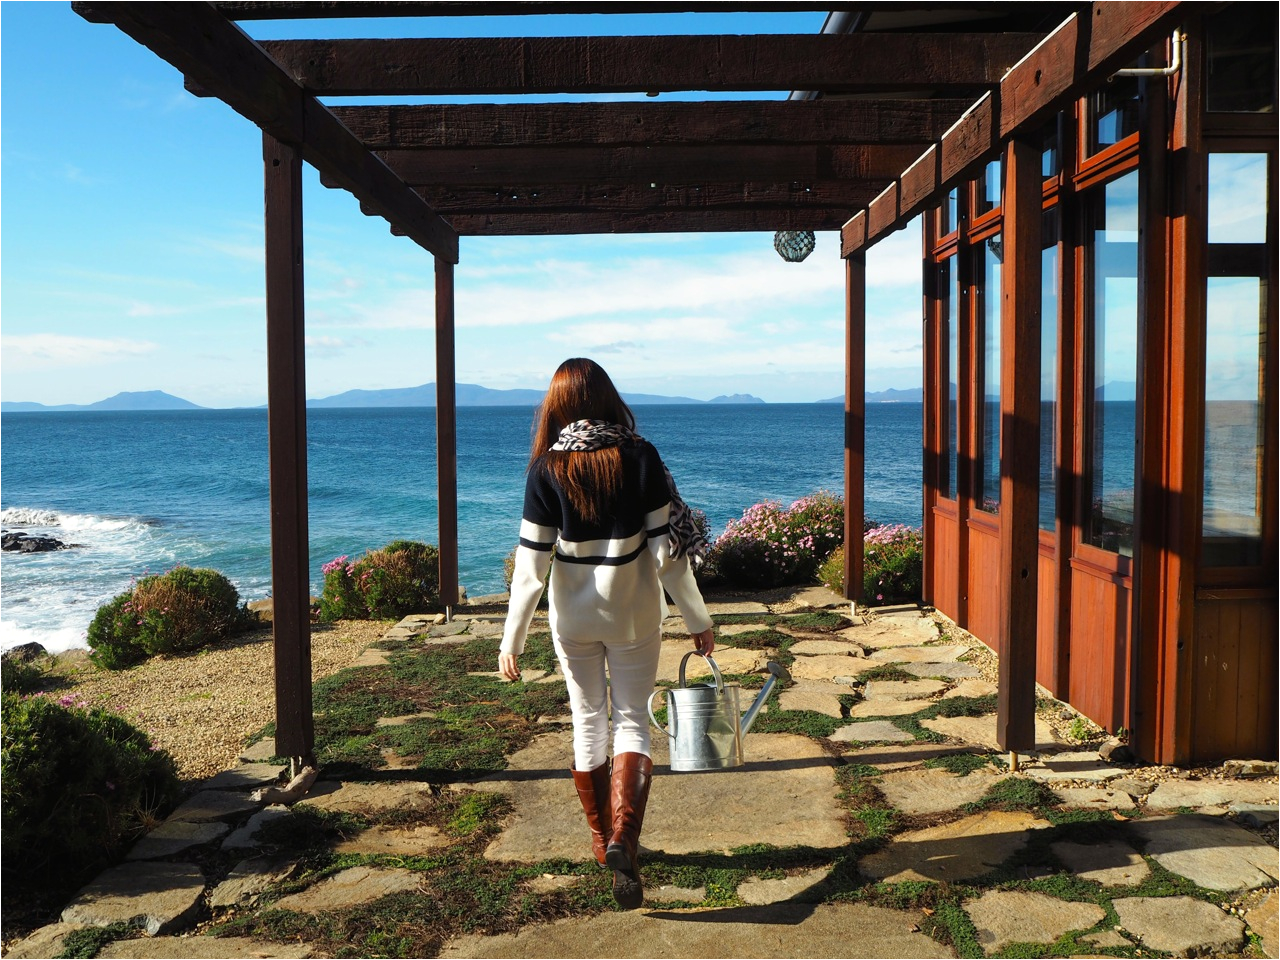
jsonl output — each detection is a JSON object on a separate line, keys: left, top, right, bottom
{"left": 74, "top": 1, "right": 1189, "bottom": 765}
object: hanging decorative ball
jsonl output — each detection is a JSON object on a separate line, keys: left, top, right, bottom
{"left": 773, "top": 230, "right": 816, "bottom": 262}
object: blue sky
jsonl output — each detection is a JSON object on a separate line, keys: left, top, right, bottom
{"left": 1, "top": 3, "right": 923, "bottom": 407}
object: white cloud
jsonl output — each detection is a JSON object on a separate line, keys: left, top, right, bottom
{"left": 1, "top": 334, "right": 158, "bottom": 369}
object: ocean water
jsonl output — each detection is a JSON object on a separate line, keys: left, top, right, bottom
{"left": 0, "top": 403, "right": 923, "bottom": 652}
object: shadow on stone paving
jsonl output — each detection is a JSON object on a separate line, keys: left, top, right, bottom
{"left": 646, "top": 903, "right": 818, "bottom": 926}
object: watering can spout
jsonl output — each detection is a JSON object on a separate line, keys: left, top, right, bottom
{"left": 740, "top": 661, "right": 791, "bottom": 737}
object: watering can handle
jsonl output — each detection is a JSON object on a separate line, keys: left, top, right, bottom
{"left": 678, "top": 651, "right": 725, "bottom": 695}
{"left": 647, "top": 688, "right": 675, "bottom": 740}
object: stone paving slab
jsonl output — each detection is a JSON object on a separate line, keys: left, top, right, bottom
{"left": 4, "top": 923, "right": 91, "bottom": 960}
{"left": 1053, "top": 786, "right": 1141, "bottom": 811}
{"left": 300, "top": 780, "right": 442, "bottom": 814}
{"left": 168, "top": 789, "right": 262, "bottom": 822}
{"left": 126, "top": 820, "right": 229, "bottom": 860}
{"left": 900, "top": 661, "right": 981, "bottom": 679}
{"left": 438, "top": 902, "right": 955, "bottom": 959}
{"left": 782, "top": 585, "right": 848, "bottom": 610}
{"left": 428, "top": 620, "right": 470, "bottom": 637}
{"left": 330, "top": 824, "right": 447, "bottom": 855}
{"left": 777, "top": 683, "right": 846, "bottom": 718}
{"left": 1113, "top": 895, "right": 1246, "bottom": 956}
{"left": 859, "top": 810, "right": 1052, "bottom": 883}
{"left": 202, "top": 763, "right": 286, "bottom": 792}
{"left": 210, "top": 855, "right": 300, "bottom": 908}
{"left": 868, "top": 645, "right": 967, "bottom": 663}
{"left": 61, "top": 862, "right": 206, "bottom": 936}
{"left": 842, "top": 616, "right": 941, "bottom": 648}
{"left": 848, "top": 698, "right": 934, "bottom": 718}
{"left": 1145, "top": 778, "right": 1280, "bottom": 811}
{"left": 650, "top": 883, "right": 707, "bottom": 903}
{"left": 1050, "top": 839, "right": 1151, "bottom": 887}
{"left": 1247, "top": 890, "right": 1278, "bottom": 960}
{"left": 271, "top": 865, "right": 421, "bottom": 914}
{"left": 920, "top": 714, "right": 1060, "bottom": 753}
{"left": 222, "top": 806, "right": 292, "bottom": 851}
{"left": 376, "top": 710, "right": 437, "bottom": 727}
{"left": 863, "top": 679, "right": 948, "bottom": 701}
{"left": 477, "top": 731, "right": 846, "bottom": 862}
{"left": 844, "top": 742, "right": 974, "bottom": 771}
{"left": 737, "top": 866, "right": 831, "bottom": 905}
{"left": 830, "top": 720, "right": 915, "bottom": 744}
{"left": 1231, "top": 803, "right": 1280, "bottom": 830}
{"left": 941, "top": 679, "right": 998, "bottom": 699}
{"left": 349, "top": 648, "right": 392, "bottom": 668}
{"left": 97, "top": 936, "right": 319, "bottom": 958}
{"left": 964, "top": 890, "right": 1106, "bottom": 954}
{"left": 239, "top": 738, "right": 278, "bottom": 763}
{"left": 788, "top": 654, "right": 881, "bottom": 682}
{"left": 789, "top": 638, "right": 866, "bottom": 656}
{"left": 875, "top": 768, "right": 1008, "bottom": 815}
{"left": 1128, "top": 814, "right": 1280, "bottom": 891}
{"left": 656, "top": 643, "right": 766, "bottom": 682}
{"left": 1023, "top": 751, "right": 1126, "bottom": 783}
{"left": 717, "top": 622, "right": 770, "bottom": 636}
{"left": 468, "top": 620, "right": 503, "bottom": 639}
{"left": 702, "top": 601, "right": 770, "bottom": 616}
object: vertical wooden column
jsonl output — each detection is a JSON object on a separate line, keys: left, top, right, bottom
{"left": 996, "top": 137, "right": 1042, "bottom": 752}
{"left": 435, "top": 257, "right": 459, "bottom": 614}
{"left": 921, "top": 213, "right": 939, "bottom": 606}
{"left": 263, "top": 134, "right": 313, "bottom": 762}
{"left": 844, "top": 253, "right": 866, "bottom": 603}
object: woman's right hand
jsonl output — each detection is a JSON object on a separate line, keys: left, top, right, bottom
{"left": 691, "top": 628, "right": 715, "bottom": 656}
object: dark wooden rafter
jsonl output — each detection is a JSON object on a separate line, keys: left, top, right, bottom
{"left": 254, "top": 33, "right": 1043, "bottom": 96}
{"left": 409, "top": 181, "right": 881, "bottom": 214}
{"left": 329, "top": 100, "right": 974, "bottom": 149}
{"left": 72, "top": 0, "right": 458, "bottom": 262}
{"left": 216, "top": 2, "right": 1011, "bottom": 19}
{"left": 842, "top": 0, "right": 1186, "bottom": 255}
{"left": 378, "top": 144, "right": 924, "bottom": 187}
{"left": 409, "top": 208, "right": 855, "bottom": 236}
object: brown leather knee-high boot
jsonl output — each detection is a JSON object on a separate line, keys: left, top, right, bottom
{"left": 571, "top": 762, "right": 612, "bottom": 866}
{"left": 604, "top": 751, "right": 653, "bottom": 910}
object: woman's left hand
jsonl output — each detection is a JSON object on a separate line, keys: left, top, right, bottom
{"left": 498, "top": 652, "right": 521, "bottom": 681}
{"left": 691, "top": 628, "right": 715, "bottom": 656}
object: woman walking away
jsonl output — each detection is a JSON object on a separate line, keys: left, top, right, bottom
{"left": 498, "top": 358, "right": 715, "bottom": 910}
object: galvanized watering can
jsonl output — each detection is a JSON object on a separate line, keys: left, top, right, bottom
{"left": 647, "top": 652, "right": 791, "bottom": 772}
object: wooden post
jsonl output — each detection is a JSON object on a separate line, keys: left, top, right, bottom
{"left": 435, "top": 257, "right": 459, "bottom": 615}
{"left": 845, "top": 253, "right": 866, "bottom": 604}
{"left": 263, "top": 134, "right": 314, "bottom": 762}
{"left": 996, "top": 136, "right": 1042, "bottom": 752}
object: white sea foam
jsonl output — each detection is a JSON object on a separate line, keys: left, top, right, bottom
{"left": 0, "top": 507, "right": 62, "bottom": 527}
{"left": 0, "top": 619, "right": 89, "bottom": 655}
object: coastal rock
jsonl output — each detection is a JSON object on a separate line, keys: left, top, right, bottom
{"left": 2, "top": 532, "right": 80, "bottom": 552}
{"left": 1, "top": 641, "right": 48, "bottom": 662}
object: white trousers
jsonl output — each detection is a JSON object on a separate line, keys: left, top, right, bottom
{"left": 553, "top": 627, "right": 662, "bottom": 771}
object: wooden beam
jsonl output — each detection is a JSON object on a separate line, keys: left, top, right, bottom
{"left": 329, "top": 100, "right": 972, "bottom": 149}
{"left": 995, "top": 136, "right": 1041, "bottom": 753}
{"left": 71, "top": 1, "right": 459, "bottom": 263}
{"left": 844, "top": 253, "right": 866, "bottom": 603}
{"left": 258, "top": 33, "right": 1042, "bottom": 96}
{"left": 435, "top": 258, "right": 459, "bottom": 613}
{"left": 409, "top": 181, "right": 880, "bottom": 214}
{"left": 379, "top": 144, "right": 921, "bottom": 186}
{"left": 263, "top": 134, "right": 314, "bottom": 763}
{"left": 214, "top": 2, "right": 1003, "bottom": 19}
{"left": 843, "top": 1, "right": 1186, "bottom": 253}
{"left": 430, "top": 208, "right": 854, "bottom": 235}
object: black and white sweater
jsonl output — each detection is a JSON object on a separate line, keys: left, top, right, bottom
{"left": 501, "top": 438, "right": 713, "bottom": 655}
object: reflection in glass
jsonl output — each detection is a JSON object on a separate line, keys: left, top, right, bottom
{"left": 1202, "top": 150, "right": 1269, "bottom": 566}
{"left": 1091, "top": 74, "right": 1141, "bottom": 152}
{"left": 978, "top": 234, "right": 1002, "bottom": 514}
{"left": 943, "top": 257, "right": 959, "bottom": 501}
{"left": 1208, "top": 154, "right": 1268, "bottom": 243}
{"left": 976, "top": 159, "right": 1002, "bottom": 216}
{"left": 1042, "top": 121, "right": 1060, "bottom": 179}
{"left": 1206, "top": 5, "right": 1278, "bottom": 114}
{"left": 1040, "top": 208, "right": 1060, "bottom": 532}
{"left": 1086, "top": 172, "right": 1139, "bottom": 555}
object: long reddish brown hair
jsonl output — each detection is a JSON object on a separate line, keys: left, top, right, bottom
{"left": 530, "top": 358, "right": 636, "bottom": 524}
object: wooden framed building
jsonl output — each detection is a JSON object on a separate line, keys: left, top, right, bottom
{"left": 75, "top": 1, "right": 1276, "bottom": 768}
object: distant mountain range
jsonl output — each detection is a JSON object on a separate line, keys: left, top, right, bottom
{"left": 820, "top": 387, "right": 924, "bottom": 403}
{"left": 1, "top": 384, "right": 769, "bottom": 412}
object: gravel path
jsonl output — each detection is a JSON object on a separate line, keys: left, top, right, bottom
{"left": 46, "top": 620, "right": 390, "bottom": 781}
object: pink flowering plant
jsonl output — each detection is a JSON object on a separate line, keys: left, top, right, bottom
{"left": 818, "top": 522, "right": 924, "bottom": 605}
{"left": 319, "top": 540, "right": 440, "bottom": 621}
{"left": 709, "top": 491, "right": 845, "bottom": 589}
{"left": 87, "top": 566, "right": 249, "bottom": 670}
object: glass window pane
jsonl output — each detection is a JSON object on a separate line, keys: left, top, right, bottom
{"left": 1042, "top": 121, "right": 1061, "bottom": 180}
{"left": 976, "top": 159, "right": 1002, "bottom": 216}
{"left": 1040, "top": 208, "right": 1060, "bottom": 532}
{"left": 1208, "top": 153, "right": 1268, "bottom": 243}
{"left": 1086, "top": 171, "right": 1140, "bottom": 555}
{"left": 947, "top": 259, "right": 960, "bottom": 501}
{"left": 1090, "top": 74, "right": 1142, "bottom": 153}
{"left": 1206, "top": 4, "right": 1278, "bottom": 114}
{"left": 979, "top": 234, "right": 1002, "bottom": 513}
{"left": 941, "top": 188, "right": 959, "bottom": 236}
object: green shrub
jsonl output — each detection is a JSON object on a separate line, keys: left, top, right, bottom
{"left": 1, "top": 656, "right": 45, "bottom": 694}
{"left": 818, "top": 523, "right": 923, "bottom": 606}
{"left": 319, "top": 540, "right": 440, "bottom": 621}
{"left": 87, "top": 567, "right": 249, "bottom": 669}
{"left": 1, "top": 691, "right": 181, "bottom": 895}
{"left": 709, "top": 491, "right": 844, "bottom": 589}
